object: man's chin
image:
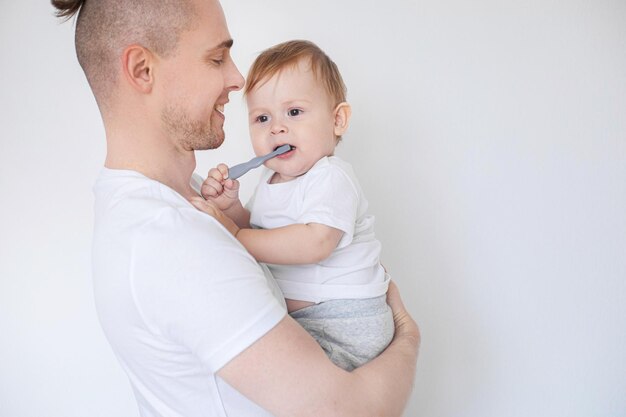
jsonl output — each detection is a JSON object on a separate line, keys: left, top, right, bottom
{"left": 193, "top": 132, "right": 224, "bottom": 151}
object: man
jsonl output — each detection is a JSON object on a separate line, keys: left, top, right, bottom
{"left": 52, "top": 0, "right": 420, "bottom": 416}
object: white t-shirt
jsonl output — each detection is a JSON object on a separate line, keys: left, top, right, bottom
{"left": 92, "top": 168, "right": 286, "bottom": 417}
{"left": 247, "top": 156, "right": 389, "bottom": 303}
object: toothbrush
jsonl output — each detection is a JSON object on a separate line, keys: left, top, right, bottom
{"left": 228, "top": 144, "right": 293, "bottom": 180}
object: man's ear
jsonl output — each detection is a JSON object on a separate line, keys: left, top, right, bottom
{"left": 333, "top": 102, "right": 352, "bottom": 137}
{"left": 122, "top": 44, "right": 155, "bottom": 94}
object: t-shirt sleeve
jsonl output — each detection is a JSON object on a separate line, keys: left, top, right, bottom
{"left": 130, "top": 207, "right": 286, "bottom": 372}
{"left": 297, "top": 164, "right": 359, "bottom": 248}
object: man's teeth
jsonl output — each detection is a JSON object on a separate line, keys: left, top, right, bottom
{"left": 215, "top": 104, "right": 224, "bottom": 114}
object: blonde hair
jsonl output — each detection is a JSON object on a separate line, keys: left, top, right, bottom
{"left": 245, "top": 40, "right": 347, "bottom": 106}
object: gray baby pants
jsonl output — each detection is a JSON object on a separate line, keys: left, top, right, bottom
{"left": 290, "top": 295, "right": 395, "bottom": 371}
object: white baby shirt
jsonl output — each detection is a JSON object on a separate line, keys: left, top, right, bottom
{"left": 247, "top": 156, "right": 389, "bottom": 303}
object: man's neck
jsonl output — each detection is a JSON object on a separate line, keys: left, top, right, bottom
{"left": 104, "top": 130, "right": 200, "bottom": 200}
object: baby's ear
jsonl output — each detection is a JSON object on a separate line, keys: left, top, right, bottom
{"left": 333, "top": 102, "right": 352, "bottom": 137}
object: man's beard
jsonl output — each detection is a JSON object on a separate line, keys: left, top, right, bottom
{"left": 161, "top": 105, "right": 224, "bottom": 151}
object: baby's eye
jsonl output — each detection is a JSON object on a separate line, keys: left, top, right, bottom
{"left": 288, "top": 108, "right": 303, "bottom": 117}
{"left": 256, "top": 115, "right": 269, "bottom": 123}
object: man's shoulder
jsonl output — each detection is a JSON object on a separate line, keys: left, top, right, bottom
{"left": 93, "top": 168, "right": 237, "bottom": 250}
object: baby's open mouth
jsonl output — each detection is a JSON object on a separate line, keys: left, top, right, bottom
{"left": 274, "top": 144, "right": 295, "bottom": 152}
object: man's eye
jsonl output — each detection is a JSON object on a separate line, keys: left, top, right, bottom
{"left": 288, "top": 109, "right": 302, "bottom": 117}
{"left": 256, "top": 115, "right": 269, "bottom": 123}
{"left": 208, "top": 55, "right": 224, "bottom": 66}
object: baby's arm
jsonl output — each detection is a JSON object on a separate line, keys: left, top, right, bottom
{"left": 198, "top": 164, "right": 343, "bottom": 265}
{"left": 200, "top": 164, "right": 250, "bottom": 229}
{"left": 237, "top": 223, "right": 343, "bottom": 265}
{"left": 192, "top": 196, "right": 342, "bottom": 264}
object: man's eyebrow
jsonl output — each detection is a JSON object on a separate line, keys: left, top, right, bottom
{"left": 209, "top": 39, "right": 234, "bottom": 50}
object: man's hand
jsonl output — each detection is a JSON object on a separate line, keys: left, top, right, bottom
{"left": 386, "top": 280, "right": 420, "bottom": 349}
{"left": 201, "top": 164, "right": 241, "bottom": 211}
{"left": 189, "top": 197, "right": 240, "bottom": 237}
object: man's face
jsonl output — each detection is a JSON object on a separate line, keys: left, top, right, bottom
{"left": 157, "top": 0, "right": 244, "bottom": 151}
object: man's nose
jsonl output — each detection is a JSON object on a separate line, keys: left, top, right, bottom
{"left": 226, "top": 60, "right": 245, "bottom": 92}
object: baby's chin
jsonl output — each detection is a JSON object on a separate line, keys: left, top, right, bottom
{"left": 270, "top": 166, "right": 311, "bottom": 183}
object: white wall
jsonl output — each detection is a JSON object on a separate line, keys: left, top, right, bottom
{"left": 1, "top": 0, "right": 624, "bottom": 416}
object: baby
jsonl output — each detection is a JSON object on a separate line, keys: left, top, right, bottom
{"left": 194, "top": 40, "right": 393, "bottom": 371}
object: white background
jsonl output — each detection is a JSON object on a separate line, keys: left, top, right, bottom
{"left": 1, "top": 0, "right": 625, "bottom": 416}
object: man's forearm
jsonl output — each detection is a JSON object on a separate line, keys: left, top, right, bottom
{"left": 217, "top": 277, "right": 419, "bottom": 417}
{"left": 347, "top": 281, "right": 420, "bottom": 416}
{"left": 219, "top": 312, "right": 419, "bottom": 417}
{"left": 350, "top": 324, "right": 420, "bottom": 416}
{"left": 299, "top": 282, "right": 420, "bottom": 417}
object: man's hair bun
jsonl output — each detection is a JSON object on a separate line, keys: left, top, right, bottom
{"left": 51, "top": 0, "right": 85, "bottom": 20}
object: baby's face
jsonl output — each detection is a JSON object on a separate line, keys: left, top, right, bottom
{"left": 246, "top": 58, "right": 338, "bottom": 183}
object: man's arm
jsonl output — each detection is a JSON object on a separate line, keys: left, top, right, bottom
{"left": 218, "top": 281, "right": 420, "bottom": 417}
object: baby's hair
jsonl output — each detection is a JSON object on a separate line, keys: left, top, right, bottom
{"left": 245, "top": 40, "right": 347, "bottom": 107}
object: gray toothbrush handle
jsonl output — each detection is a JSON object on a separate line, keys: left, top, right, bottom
{"left": 228, "top": 144, "right": 291, "bottom": 180}
{"left": 228, "top": 155, "right": 267, "bottom": 180}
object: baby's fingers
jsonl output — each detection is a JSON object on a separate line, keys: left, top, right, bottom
{"left": 216, "top": 163, "right": 230, "bottom": 180}
{"left": 223, "top": 177, "right": 240, "bottom": 193}
{"left": 207, "top": 164, "right": 230, "bottom": 182}
{"left": 201, "top": 177, "right": 224, "bottom": 198}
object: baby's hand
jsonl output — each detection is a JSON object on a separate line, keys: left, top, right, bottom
{"left": 189, "top": 197, "right": 240, "bottom": 237}
{"left": 201, "top": 163, "right": 241, "bottom": 211}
